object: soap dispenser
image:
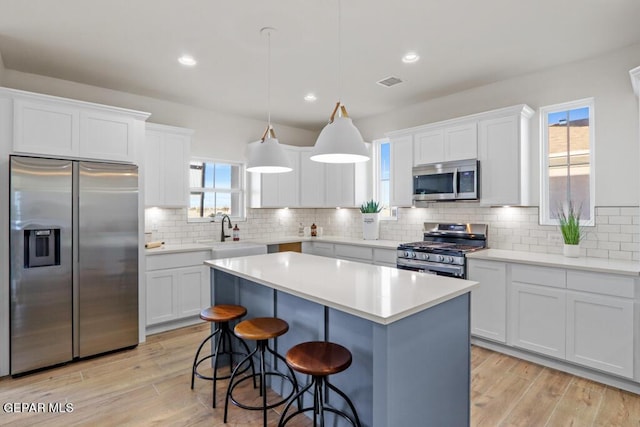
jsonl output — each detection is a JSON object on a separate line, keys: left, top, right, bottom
{"left": 232, "top": 224, "right": 240, "bottom": 241}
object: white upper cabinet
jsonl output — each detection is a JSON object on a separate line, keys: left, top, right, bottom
{"left": 259, "top": 146, "right": 300, "bottom": 208}
{"left": 444, "top": 122, "right": 477, "bottom": 161}
{"left": 144, "top": 123, "right": 193, "bottom": 207}
{"left": 412, "top": 121, "right": 476, "bottom": 165}
{"left": 300, "top": 148, "right": 326, "bottom": 207}
{"left": 13, "top": 98, "right": 80, "bottom": 158}
{"left": 413, "top": 129, "right": 444, "bottom": 165}
{"left": 389, "top": 135, "right": 414, "bottom": 207}
{"left": 478, "top": 105, "right": 533, "bottom": 206}
{"left": 250, "top": 144, "right": 369, "bottom": 209}
{"left": 79, "top": 111, "right": 136, "bottom": 162}
{"left": 8, "top": 88, "right": 149, "bottom": 162}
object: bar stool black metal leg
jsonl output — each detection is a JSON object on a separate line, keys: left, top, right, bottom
{"left": 327, "top": 380, "right": 361, "bottom": 427}
{"left": 190, "top": 327, "right": 221, "bottom": 389}
{"left": 223, "top": 345, "right": 258, "bottom": 423}
{"left": 210, "top": 325, "right": 225, "bottom": 407}
{"left": 266, "top": 344, "right": 302, "bottom": 408}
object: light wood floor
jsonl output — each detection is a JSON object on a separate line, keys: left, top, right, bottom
{"left": 0, "top": 323, "right": 638, "bottom": 426}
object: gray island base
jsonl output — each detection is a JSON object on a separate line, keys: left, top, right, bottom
{"left": 207, "top": 252, "right": 477, "bottom": 427}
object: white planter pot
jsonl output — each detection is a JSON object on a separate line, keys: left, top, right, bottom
{"left": 563, "top": 243, "right": 580, "bottom": 258}
{"left": 362, "top": 213, "right": 380, "bottom": 240}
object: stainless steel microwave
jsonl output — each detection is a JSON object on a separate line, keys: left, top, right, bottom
{"left": 412, "top": 159, "right": 479, "bottom": 205}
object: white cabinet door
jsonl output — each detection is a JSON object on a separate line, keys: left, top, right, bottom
{"left": 279, "top": 147, "right": 300, "bottom": 207}
{"left": 144, "top": 124, "right": 191, "bottom": 207}
{"left": 389, "top": 135, "right": 414, "bottom": 207}
{"left": 445, "top": 122, "right": 477, "bottom": 161}
{"left": 334, "top": 244, "right": 373, "bottom": 264}
{"left": 510, "top": 282, "right": 566, "bottom": 359}
{"left": 260, "top": 146, "right": 300, "bottom": 208}
{"left": 478, "top": 115, "right": 520, "bottom": 206}
{"left": 566, "top": 291, "right": 635, "bottom": 378}
{"left": 300, "top": 148, "right": 326, "bottom": 207}
{"left": 177, "top": 266, "right": 206, "bottom": 317}
{"left": 80, "top": 111, "right": 135, "bottom": 162}
{"left": 326, "top": 163, "right": 356, "bottom": 207}
{"left": 146, "top": 270, "right": 178, "bottom": 325}
{"left": 413, "top": 129, "right": 444, "bottom": 165}
{"left": 13, "top": 98, "right": 80, "bottom": 157}
{"left": 468, "top": 259, "right": 507, "bottom": 343}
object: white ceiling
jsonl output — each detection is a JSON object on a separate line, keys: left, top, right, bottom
{"left": 1, "top": 0, "right": 640, "bottom": 131}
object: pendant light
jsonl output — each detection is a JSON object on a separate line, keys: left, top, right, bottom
{"left": 246, "top": 27, "right": 292, "bottom": 174}
{"left": 310, "top": 0, "right": 369, "bottom": 164}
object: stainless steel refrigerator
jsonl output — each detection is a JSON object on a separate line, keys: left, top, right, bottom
{"left": 9, "top": 155, "right": 139, "bottom": 375}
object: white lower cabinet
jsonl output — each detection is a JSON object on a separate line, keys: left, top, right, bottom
{"left": 509, "top": 282, "right": 566, "bottom": 359}
{"left": 146, "top": 266, "right": 208, "bottom": 324}
{"left": 146, "top": 251, "right": 210, "bottom": 328}
{"left": 302, "top": 242, "right": 397, "bottom": 267}
{"left": 566, "top": 291, "right": 634, "bottom": 378}
{"left": 468, "top": 259, "right": 507, "bottom": 343}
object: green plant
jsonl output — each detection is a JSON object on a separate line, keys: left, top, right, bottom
{"left": 557, "top": 202, "right": 583, "bottom": 245}
{"left": 360, "top": 199, "right": 382, "bottom": 214}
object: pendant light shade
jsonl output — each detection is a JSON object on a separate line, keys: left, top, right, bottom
{"left": 311, "top": 103, "right": 369, "bottom": 163}
{"left": 246, "top": 27, "right": 292, "bottom": 174}
{"left": 246, "top": 128, "right": 292, "bottom": 173}
{"left": 311, "top": 0, "right": 369, "bottom": 164}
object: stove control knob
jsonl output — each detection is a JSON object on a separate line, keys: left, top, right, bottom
{"left": 404, "top": 251, "right": 410, "bottom": 258}
{"left": 444, "top": 256, "right": 453, "bottom": 264}
{"left": 435, "top": 255, "right": 444, "bottom": 262}
{"left": 412, "top": 252, "right": 417, "bottom": 259}
{"left": 423, "top": 254, "right": 430, "bottom": 261}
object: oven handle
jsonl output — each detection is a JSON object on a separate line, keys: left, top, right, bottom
{"left": 396, "top": 258, "right": 465, "bottom": 277}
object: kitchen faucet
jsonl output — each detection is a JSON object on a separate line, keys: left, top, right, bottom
{"left": 219, "top": 214, "right": 232, "bottom": 242}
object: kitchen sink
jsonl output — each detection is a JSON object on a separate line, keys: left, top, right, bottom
{"left": 197, "top": 240, "right": 268, "bottom": 258}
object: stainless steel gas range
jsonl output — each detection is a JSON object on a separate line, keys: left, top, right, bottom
{"left": 396, "top": 223, "right": 488, "bottom": 278}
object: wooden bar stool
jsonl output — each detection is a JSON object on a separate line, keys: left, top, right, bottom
{"left": 223, "top": 317, "right": 300, "bottom": 427}
{"left": 190, "top": 304, "right": 255, "bottom": 408}
{"left": 278, "top": 341, "right": 361, "bottom": 427}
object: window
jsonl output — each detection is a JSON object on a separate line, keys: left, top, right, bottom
{"left": 540, "top": 98, "right": 594, "bottom": 225}
{"left": 188, "top": 159, "right": 245, "bottom": 221}
{"left": 373, "top": 138, "right": 396, "bottom": 220}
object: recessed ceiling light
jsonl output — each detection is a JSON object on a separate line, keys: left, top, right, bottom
{"left": 178, "top": 55, "right": 197, "bottom": 66}
{"left": 402, "top": 52, "right": 420, "bottom": 64}
{"left": 304, "top": 93, "right": 317, "bottom": 102}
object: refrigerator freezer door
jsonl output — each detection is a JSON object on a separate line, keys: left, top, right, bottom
{"left": 77, "top": 161, "right": 139, "bottom": 357}
{"left": 10, "top": 156, "right": 73, "bottom": 375}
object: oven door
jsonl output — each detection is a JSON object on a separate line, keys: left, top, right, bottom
{"left": 397, "top": 258, "right": 466, "bottom": 278}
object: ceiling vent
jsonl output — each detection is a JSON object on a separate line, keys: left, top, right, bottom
{"left": 377, "top": 76, "right": 403, "bottom": 87}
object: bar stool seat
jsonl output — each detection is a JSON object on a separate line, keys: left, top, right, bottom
{"left": 279, "top": 341, "right": 361, "bottom": 427}
{"left": 224, "top": 317, "right": 300, "bottom": 427}
{"left": 190, "top": 304, "right": 254, "bottom": 408}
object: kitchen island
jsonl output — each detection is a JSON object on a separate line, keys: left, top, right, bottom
{"left": 206, "top": 252, "right": 478, "bottom": 427}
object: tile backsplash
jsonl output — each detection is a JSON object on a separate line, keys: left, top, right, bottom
{"left": 145, "top": 204, "right": 640, "bottom": 261}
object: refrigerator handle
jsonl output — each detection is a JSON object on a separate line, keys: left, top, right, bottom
{"left": 73, "top": 162, "right": 80, "bottom": 358}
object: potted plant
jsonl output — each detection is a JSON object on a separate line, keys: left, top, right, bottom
{"left": 360, "top": 199, "right": 382, "bottom": 240}
{"left": 557, "top": 202, "right": 583, "bottom": 257}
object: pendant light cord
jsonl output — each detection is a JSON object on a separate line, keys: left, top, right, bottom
{"left": 267, "top": 30, "right": 271, "bottom": 130}
{"left": 337, "top": 0, "right": 342, "bottom": 109}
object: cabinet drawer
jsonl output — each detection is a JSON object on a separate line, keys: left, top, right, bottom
{"left": 512, "top": 264, "right": 566, "bottom": 288}
{"left": 335, "top": 244, "right": 373, "bottom": 261}
{"left": 310, "top": 242, "right": 334, "bottom": 258}
{"left": 567, "top": 270, "right": 636, "bottom": 298}
{"left": 146, "top": 250, "right": 211, "bottom": 271}
{"left": 373, "top": 248, "right": 397, "bottom": 265}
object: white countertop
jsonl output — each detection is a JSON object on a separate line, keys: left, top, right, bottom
{"left": 468, "top": 249, "right": 640, "bottom": 276}
{"left": 146, "top": 236, "right": 402, "bottom": 255}
{"left": 145, "top": 243, "right": 211, "bottom": 255}
{"left": 205, "top": 252, "right": 477, "bottom": 325}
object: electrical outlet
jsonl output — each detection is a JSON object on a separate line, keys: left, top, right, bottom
{"left": 547, "top": 234, "right": 563, "bottom": 245}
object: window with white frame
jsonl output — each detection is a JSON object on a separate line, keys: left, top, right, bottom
{"left": 188, "top": 159, "right": 245, "bottom": 221}
{"left": 373, "top": 138, "right": 396, "bottom": 220}
{"left": 540, "top": 98, "right": 594, "bottom": 225}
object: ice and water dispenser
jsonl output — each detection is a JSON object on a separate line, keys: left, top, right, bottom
{"left": 23, "top": 228, "right": 61, "bottom": 268}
